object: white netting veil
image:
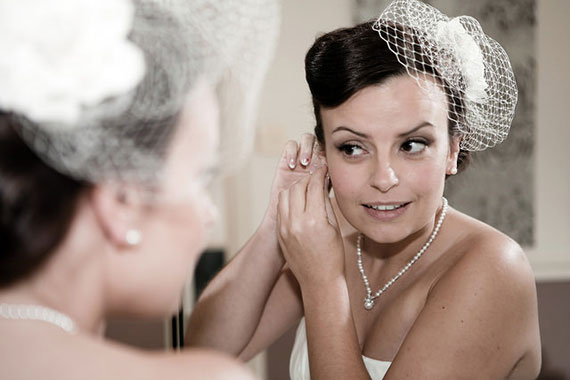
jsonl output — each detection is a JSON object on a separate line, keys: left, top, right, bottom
{"left": 0, "top": 0, "right": 279, "bottom": 183}
{"left": 373, "top": 0, "right": 518, "bottom": 151}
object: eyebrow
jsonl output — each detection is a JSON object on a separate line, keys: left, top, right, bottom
{"left": 331, "top": 126, "right": 369, "bottom": 138}
{"left": 398, "top": 122, "right": 434, "bottom": 137}
{"left": 332, "top": 122, "right": 434, "bottom": 139}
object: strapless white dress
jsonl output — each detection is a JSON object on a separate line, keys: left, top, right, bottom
{"left": 289, "top": 318, "right": 392, "bottom": 380}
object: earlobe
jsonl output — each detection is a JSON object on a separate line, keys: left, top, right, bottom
{"left": 447, "top": 137, "right": 461, "bottom": 175}
{"left": 89, "top": 184, "right": 144, "bottom": 249}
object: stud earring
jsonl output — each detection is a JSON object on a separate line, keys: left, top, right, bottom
{"left": 449, "top": 167, "right": 458, "bottom": 175}
{"left": 125, "top": 229, "right": 142, "bottom": 246}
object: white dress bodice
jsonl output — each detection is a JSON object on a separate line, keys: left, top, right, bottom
{"left": 289, "top": 318, "right": 392, "bottom": 380}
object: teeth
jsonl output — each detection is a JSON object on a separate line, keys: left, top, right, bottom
{"left": 369, "top": 204, "right": 404, "bottom": 211}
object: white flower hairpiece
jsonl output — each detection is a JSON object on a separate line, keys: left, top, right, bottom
{"left": 0, "top": 0, "right": 145, "bottom": 130}
{"left": 374, "top": 0, "right": 518, "bottom": 151}
{"left": 435, "top": 17, "right": 488, "bottom": 103}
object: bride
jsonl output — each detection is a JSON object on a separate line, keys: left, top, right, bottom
{"left": 186, "top": 0, "right": 541, "bottom": 379}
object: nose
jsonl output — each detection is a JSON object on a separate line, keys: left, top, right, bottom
{"left": 370, "top": 159, "right": 399, "bottom": 193}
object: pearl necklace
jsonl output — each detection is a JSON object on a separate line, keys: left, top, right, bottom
{"left": 0, "top": 303, "right": 76, "bottom": 333}
{"left": 357, "top": 197, "right": 448, "bottom": 310}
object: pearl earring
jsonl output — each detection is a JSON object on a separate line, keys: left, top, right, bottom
{"left": 449, "top": 167, "right": 458, "bottom": 175}
{"left": 125, "top": 229, "right": 142, "bottom": 246}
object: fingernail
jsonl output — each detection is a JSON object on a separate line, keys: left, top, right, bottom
{"left": 289, "top": 159, "right": 295, "bottom": 169}
{"left": 301, "top": 157, "right": 310, "bottom": 166}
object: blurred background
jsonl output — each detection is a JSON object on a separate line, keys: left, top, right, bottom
{"left": 106, "top": 0, "right": 570, "bottom": 378}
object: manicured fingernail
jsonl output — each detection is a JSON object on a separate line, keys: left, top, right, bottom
{"left": 289, "top": 159, "right": 295, "bottom": 169}
{"left": 301, "top": 157, "right": 310, "bottom": 166}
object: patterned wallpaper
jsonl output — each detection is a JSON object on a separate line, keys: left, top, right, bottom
{"left": 353, "top": 0, "right": 536, "bottom": 245}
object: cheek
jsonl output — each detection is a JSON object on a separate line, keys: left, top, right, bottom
{"left": 327, "top": 157, "right": 366, "bottom": 201}
{"left": 400, "top": 155, "right": 448, "bottom": 198}
{"left": 153, "top": 191, "right": 214, "bottom": 259}
{"left": 175, "top": 195, "right": 214, "bottom": 247}
{"left": 407, "top": 159, "right": 445, "bottom": 181}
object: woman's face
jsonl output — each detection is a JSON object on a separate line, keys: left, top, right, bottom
{"left": 132, "top": 80, "right": 220, "bottom": 314}
{"left": 321, "top": 75, "right": 458, "bottom": 244}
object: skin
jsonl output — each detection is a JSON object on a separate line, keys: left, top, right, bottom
{"left": 188, "top": 76, "right": 541, "bottom": 379}
{"left": 0, "top": 81, "right": 255, "bottom": 380}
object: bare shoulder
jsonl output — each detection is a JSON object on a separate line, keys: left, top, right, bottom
{"left": 0, "top": 327, "right": 257, "bottom": 380}
{"left": 81, "top": 335, "right": 257, "bottom": 380}
{"left": 423, "top": 208, "right": 541, "bottom": 376}
{"left": 148, "top": 348, "right": 256, "bottom": 380}
{"left": 385, "top": 209, "right": 541, "bottom": 379}
{"left": 94, "top": 338, "right": 257, "bottom": 380}
{"left": 439, "top": 208, "right": 535, "bottom": 291}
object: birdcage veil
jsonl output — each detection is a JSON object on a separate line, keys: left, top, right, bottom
{"left": 0, "top": 0, "right": 279, "bottom": 183}
{"left": 373, "top": 0, "right": 518, "bottom": 151}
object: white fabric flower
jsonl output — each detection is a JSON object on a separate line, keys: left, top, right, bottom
{"left": 435, "top": 17, "right": 488, "bottom": 103}
{"left": 0, "top": 0, "right": 145, "bottom": 129}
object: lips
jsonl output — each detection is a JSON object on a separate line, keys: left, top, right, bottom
{"left": 364, "top": 203, "right": 407, "bottom": 211}
{"left": 363, "top": 201, "right": 410, "bottom": 211}
{"left": 362, "top": 201, "right": 411, "bottom": 220}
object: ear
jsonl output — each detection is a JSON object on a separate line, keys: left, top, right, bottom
{"left": 314, "top": 141, "right": 328, "bottom": 165}
{"left": 89, "top": 183, "right": 146, "bottom": 249}
{"left": 446, "top": 136, "right": 461, "bottom": 175}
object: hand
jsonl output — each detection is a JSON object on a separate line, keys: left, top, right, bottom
{"left": 263, "top": 133, "right": 325, "bottom": 227}
{"left": 276, "top": 166, "right": 345, "bottom": 291}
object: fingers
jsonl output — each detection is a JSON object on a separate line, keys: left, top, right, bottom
{"left": 309, "top": 149, "right": 327, "bottom": 173}
{"left": 282, "top": 134, "right": 318, "bottom": 170}
{"left": 289, "top": 174, "right": 310, "bottom": 214}
{"left": 306, "top": 165, "right": 328, "bottom": 217}
{"left": 283, "top": 140, "right": 299, "bottom": 169}
{"left": 299, "top": 133, "right": 316, "bottom": 167}
{"left": 277, "top": 188, "right": 289, "bottom": 224}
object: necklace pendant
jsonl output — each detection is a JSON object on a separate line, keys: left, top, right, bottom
{"left": 364, "top": 298, "right": 375, "bottom": 310}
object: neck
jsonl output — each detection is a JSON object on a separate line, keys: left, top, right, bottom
{"left": 0, "top": 264, "right": 106, "bottom": 335}
{"left": 0, "top": 211, "right": 109, "bottom": 335}
{"left": 363, "top": 225, "right": 433, "bottom": 261}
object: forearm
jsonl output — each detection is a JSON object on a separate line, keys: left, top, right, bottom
{"left": 185, "top": 219, "right": 284, "bottom": 355}
{"left": 302, "top": 278, "right": 371, "bottom": 380}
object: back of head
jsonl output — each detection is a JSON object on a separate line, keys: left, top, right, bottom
{"left": 0, "top": 0, "right": 279, "bottom": 288}
{"left": 0, "top": 1, "right": 188, "bottom": 287}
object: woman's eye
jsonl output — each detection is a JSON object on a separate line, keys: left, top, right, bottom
{"left": 339, "top": 144, "right": 365, "bottom": 157}
{"left": 402, "top": 140, "right": 427, "bottom": 154}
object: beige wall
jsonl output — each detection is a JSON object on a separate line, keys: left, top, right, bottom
{"left": 529, "top": 0, "right": 570, "bottom": 279}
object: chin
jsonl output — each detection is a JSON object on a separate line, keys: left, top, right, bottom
{"left": 148, "top": 295, "right": 184, "bottom": 318}
{"left": 361, "top": 227, "right": 412, "bottom": 245}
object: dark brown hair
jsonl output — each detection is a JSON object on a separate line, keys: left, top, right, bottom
{"left": 0, "top": 114, "right": 89, "bottom": 286}
{"left": 305, "top": 21, "right": 470, "bottom": 172}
